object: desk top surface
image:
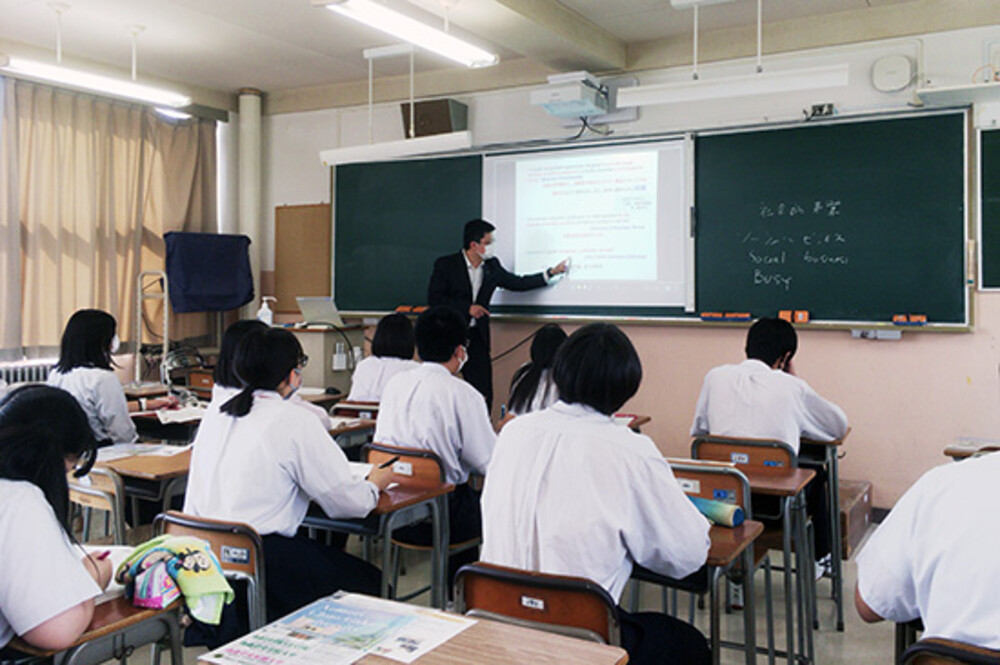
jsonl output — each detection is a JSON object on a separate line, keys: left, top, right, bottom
{"left": 708, "top": 520, "right": 764, "bottom": 567}
{"left": 102, "top": 449, "right": 192, "bottom": 480}
{"left": 740, "top": 467, "right": 816, "bottom": 496}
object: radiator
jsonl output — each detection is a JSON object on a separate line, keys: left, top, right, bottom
{"left": 0, "top": 360, "right": 53, "bottom": 385}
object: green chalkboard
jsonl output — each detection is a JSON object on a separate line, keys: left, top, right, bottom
{"left": 695, "top": 112, "right": 967, "bottom": 324}
{"left": 334, "top": 156, "right": 482, "bottom": 312}
{"left": 980, "top": 129, "right": 1000, "bottom": 288}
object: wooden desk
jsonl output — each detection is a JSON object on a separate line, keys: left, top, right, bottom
{"left": 943, "top": 438, "right": 1000, "bottom": 460}
{"left": 303, "top": 482, "right": 455, "bottom": 609}
{"left": 122, "top": 383, "right": 169, "bottom": 400}
{"left": 633, "top": 521, "right": 763, "bottom": 665}
{"left": 8, "top": 597, "right": 182, "bottom": 665}
{"left": 359, "top": 616, "right": 628, "bottom": 664}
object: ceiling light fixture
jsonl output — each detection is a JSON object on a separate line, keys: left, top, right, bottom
{"left": 0, "top": 55, "right": 191, "bottom": 107}
{"left": 312, "top": 0, "right": 498, "bottom": 69}
{"left": 620, "top": 0, "right": 848, "bottom": 107}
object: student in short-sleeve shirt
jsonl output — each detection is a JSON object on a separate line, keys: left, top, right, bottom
{"left": 856, "top": 452, "right": 1000, "bottom": 649}
{"left": 347, "top": 313, "right": 420, "bottom": 403}
{"left": 0, "top": 480, "right": 101, "bottom": 648}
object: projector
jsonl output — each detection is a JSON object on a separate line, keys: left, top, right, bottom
{"left": 530, "top": 81, "right": 608, "bottom": 118}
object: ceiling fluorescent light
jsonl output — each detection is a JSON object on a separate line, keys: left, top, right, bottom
{"left": 616, "top": 64, "right": 848, "bottom": 108}
{"left": 313, "top": 0, "right": 497, "bottom": 69}
{"left": 0, "top": 55, "right": 190, "bottom": 107}
{"left": 670, "top": 0, "right": 738, "bottom": 7}
{"left": 319, "top": 130, "right": 472, "bottom": 167}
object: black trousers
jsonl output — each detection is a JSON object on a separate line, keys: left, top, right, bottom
{"left": 619, "top": 608, "right": 712, "bottom": 665}
{"left": 391, "top": 483, "right": 482, "bottom": 595}
{"left": 462, "top": 331, "right": 493, "bottom": 410}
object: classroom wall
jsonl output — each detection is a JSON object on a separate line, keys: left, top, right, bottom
{"left": 261, "top": 24, "right": 1000, "bottom": 507}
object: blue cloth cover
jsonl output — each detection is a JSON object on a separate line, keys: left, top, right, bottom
{"left": 164, "top": 232, "right": 254, "bottom": 313}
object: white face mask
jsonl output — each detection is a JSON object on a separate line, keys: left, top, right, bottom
{"left": 481, "top": 242, "right": 495, "bottom": 260}
{"left": 110, "top": 334, "right": 120, "bottom": 354}
{"left": 284, "top": 368, "right": 302, "bottom": 399}
{"left": 457, "top": 346, "right": 468, "bottom": 374}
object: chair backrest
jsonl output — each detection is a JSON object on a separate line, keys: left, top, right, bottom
{"left": 153, "top": 510, "right": 267, "bottom": 630}
{"left": 692, "top": 434, "right": 799, "bottom": 470}
{"left": 68, "top": 467, "right": 127, "bottom": 545}
{"left": 332, "top": 400, "right": 380, "bottom": 420}
{"left": 364, "top": 441, "right": 446, "bottom": 489}
{"left": 902, "top": 638, "right": 1000, "bottom": 665}
{"left": 454, "top": 562, "right": 621, "bottom": 646}
{"left": 666, "top": 457, "right": 753, "bottom": 516}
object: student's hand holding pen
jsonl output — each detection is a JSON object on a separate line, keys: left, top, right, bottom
{"left": 366, "top": 461, "right": 396, "bottom": 491}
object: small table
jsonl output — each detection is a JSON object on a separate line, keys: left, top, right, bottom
{"left": 8, "top": 597, "right": 183, "bottom": 665}
{"left": 302, "top": 483, "right": 456, "bottom": 609}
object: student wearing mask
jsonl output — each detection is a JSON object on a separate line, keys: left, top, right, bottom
{"left": 427, "top": 219, "right": 567, "bottom": 408}
{"left": 506, "top": 324, "right": 567, "bottom": 416}
{"left": 482, "top": 323, "right": 712, "bottom": 665}
{"left": 346, "top": 313, "right": 419, "bottom": 402}
{"left": 185, "top": 327, "right": 394, "bottom": 622}
{"left": 0, "top": 385, "right": 111, "bottom": 652}
{"left": 48, "top": 309, "right": 177, "bottom": 444}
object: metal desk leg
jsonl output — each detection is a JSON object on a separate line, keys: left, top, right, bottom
{"left": 795, "top": 495, "right": 814, "bottom": 665}
{"left": 742, "top": 549, "right": 756, "bottom": 665}
{"left": 827, "top": 446, "right": 844, "bottom": 631}
{"left": 430, "top": 494, "right": 449, "bottom": 610}
{"left": 710, "top": 569, "right": 721, "bottom": 665}
{"left": 782, "top": 497, "right": 796, "bottom": 665}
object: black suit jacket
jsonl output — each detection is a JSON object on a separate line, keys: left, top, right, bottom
{"left": 427, "top": 251, "right": 546, "bottom": 349}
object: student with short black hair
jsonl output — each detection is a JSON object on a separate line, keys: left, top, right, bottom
{"left": 346, "top": 313, "right": 419, "bottom": 402}
{"left": 185, "top": 327, "right": 393, "bottom": 627}
{"left": 0, "top": 385, "right": 111, "bottom": 652}
{"left": 375, "top": 306, "right": 497, "bottom": 586}
{"left": 212, "top": 320, "right": 331, "bottom": 428}
{"left": 48, "top": 309, "right": 176, "bottom": 443}
{"left": 506, "top": 324, "right": 566, "bottom": 416}
{"left": 482, "top": 323, "right": 712, "bottom": 665}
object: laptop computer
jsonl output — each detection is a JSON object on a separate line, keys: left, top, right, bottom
{"left": 295, "top": 296, "right": 346, "bottom": 328}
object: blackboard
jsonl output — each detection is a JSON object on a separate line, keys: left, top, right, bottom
{"left": 980, "top": 128, "right": 1000, "bottom": 289}
{"left": 695, "top": 113, "right": 967, "bottom": 324}
{"left": 332, "top": 112, "right": 968, "bottom": 325}
{"left": 334, "top": 156, "right": 482, "bottom": 312}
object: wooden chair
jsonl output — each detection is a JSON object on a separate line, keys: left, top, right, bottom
{"left": 153, "top": 510, "right": 267, "bottom": 631}
{"left": 69, "top": 467, "right": 128, "bottom": 545}
{"left": 364, "top": 442, "right": 481, "bottom": 602}
{"left": 692, "top": 435, "right": 814, "bottom": 665}
{"left": 901, "top": 638, "right": 1000, "bottom": 664}
{"left": 454, "top": 562, "right": 621, "bottom": 646}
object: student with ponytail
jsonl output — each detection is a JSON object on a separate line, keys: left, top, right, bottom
{"left": 184, "top": 327, "right": 393, "bottom": 624}
{"left": 0, "top": 385, "right": 111, "bottom": 652}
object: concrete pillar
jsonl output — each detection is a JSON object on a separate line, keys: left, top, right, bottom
{"left": 238, "top": 88, "right": 262, "bottom": 319}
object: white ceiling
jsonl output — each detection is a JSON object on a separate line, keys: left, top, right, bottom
{"left": 0, "top": 0, "right": 957, "bottom": 100}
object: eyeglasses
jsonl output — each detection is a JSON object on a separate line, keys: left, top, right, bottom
{"left": 71, "top": 448, "right": 97, "bottom": 478}
{"left": 297, "top": 355, "right": 309, "bottom": 369}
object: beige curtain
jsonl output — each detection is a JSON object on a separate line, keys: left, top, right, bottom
{"left": 0, "top": 77, "right": 216, "bottom": 358}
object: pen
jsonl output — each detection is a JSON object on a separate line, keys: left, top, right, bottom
{"left": 95, "top": 550, "right": 112, "bottom": 561}
{"left": 378, "top": 456, "right": 400, "bottom": 469}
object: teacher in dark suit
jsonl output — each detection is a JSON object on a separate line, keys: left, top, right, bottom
{"left": 427, "top": 219, "right": 567, "bottom": 409}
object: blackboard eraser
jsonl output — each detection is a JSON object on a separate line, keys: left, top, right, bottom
{"left": 700, "top": 312, "right": 725, "bottom": 320}
{"left": 724, "top": 312, "right": 752, "bottom": 321}
{"left": 794, "top": 310, "right": 810, "bottom": 324}
{"left": 778, "top": 310, "right": 793, "bottom": 322}
{"left": 395, "top": 306, "right": 414, "bottom": 312}
{"left": 892, "top": 314, "right": 908, "bottom": 324}
{"left": 909, "top": 314, "right": 927, "bottom": 325}
{"left": 893, "top": 314, "right": 927, "bottom": 326}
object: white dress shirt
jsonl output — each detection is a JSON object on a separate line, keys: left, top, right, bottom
{"left": 374, "top": 363, "right": 496, "bottom": 485}
{"left": 857, "top": 453, "right": 1000, "bottom": 649}
{"left": 482, "top": 401, "right": 711, "bottom": 601}
{"left": 184, "top": 390, "right": 378, "bottom": 537}
{"left": 690, "top": 358, "right": 848, "bottom": 452}
{"left": 48, "top": 366, "right": 137, "bottom": 443}
{"left": 508, "top": 367, "right": 559, "bottom": 416}
{"left": 0, "top": 480, "right": 101, "bottom": 648}
{"left": 463, "top": 250, "right": 483, "bottom": 327}
{"left": 347, "top": 356, "right": 420, "bottom": 402}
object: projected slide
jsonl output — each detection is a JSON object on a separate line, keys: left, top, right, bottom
{"left": 484, "top": 140, "right": 691, "bottom": 309}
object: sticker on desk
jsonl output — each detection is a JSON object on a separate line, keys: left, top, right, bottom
{"left": 520, "top": 595, "right": 546, "bottom": 612}
{"left": 730, "top": 452, "right": 750, "bottom": 464}
{"left": 220, "top": 546, "right": 250, "bottom": 565}
{"left": 713, "top": 489, "right": 736, "bottom": 503}
{"left": 763, "top": 460, "right": 785, "bottom": 467}
{"left": 678, "top": 478, "right": 701, "bottom": 494}
{"left": 393, "top": 461, "right": 413, "bottom": 477}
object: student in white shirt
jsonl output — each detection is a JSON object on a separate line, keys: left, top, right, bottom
{"left": 505, "top": 323, "right": 566, "bottom": 416}
{"left": 0, "top": 385, "right": 111, "bottom": 652}
{"left": 184, "top": 327, "right": 394, "bottom": 636}
{"left": 211, "top": 319, "right": 331, "bottom": 429}
{"left": 855, "top": 452, "right": 1000, "bottom": 650}
{"left": 347, "top": 313, "right": 419, "bottom": 402}
{"left": 375, "top": 306, "right": 496, "bottom": 590}
{"left": 690, "top": 317, "right": 848, "bottom": 569}
{"left": 482, "top": 323, "right": 712, "bottom": 665}
{"left": 47, "top": 309, "right": 177, "bottom": 444}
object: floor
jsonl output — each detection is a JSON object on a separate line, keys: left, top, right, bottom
{"left": 94, "top": 526, "right": 897, "bottom": 665}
